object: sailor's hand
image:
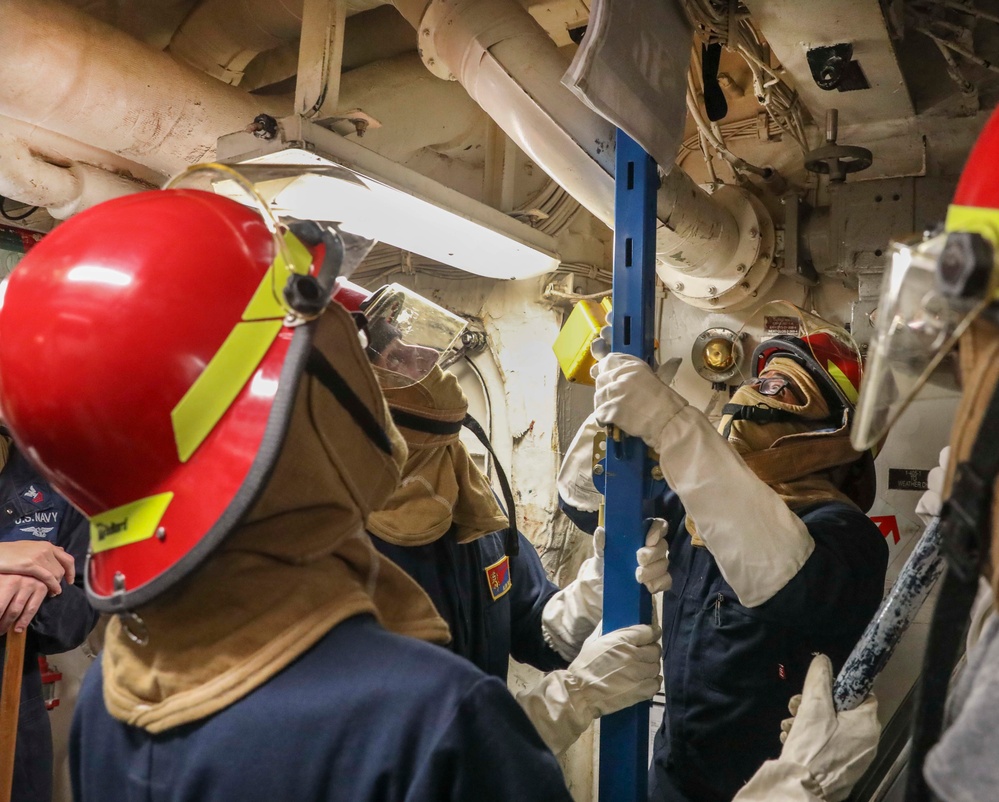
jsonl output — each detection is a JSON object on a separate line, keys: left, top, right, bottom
{"left": 636, "top": 519, "right": 671, "bottom": 593}
{"left": 0, "top": 574, "right": 49, "bottom": 634}
{"left": 0, "top": 540, "right": 74, "bottom": 594}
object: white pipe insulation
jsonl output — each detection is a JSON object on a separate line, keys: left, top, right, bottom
{"left": 0, "top": 0, "right": 287, "bottom": 178}
{"left": 167, "top": 0, "right": 417, "bottom": 87}
{"left": 389, "top": 0, "right": 750, "bottom": 281}
{"left": 0, "top": 114, "right": 164, "bottom": 187}
{"left": 336, "top": 54, "right": 485, "bottom": 163}
{"left": 0, "top": 137, "right": 146, "bottom": 219}
{"left": 168, "top": 0, "right": 306, "bottom": 85}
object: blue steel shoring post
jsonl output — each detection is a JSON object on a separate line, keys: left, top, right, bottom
{"left": 598, "top": 130, "right": 659, "bottom": 802}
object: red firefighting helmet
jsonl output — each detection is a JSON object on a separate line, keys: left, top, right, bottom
{"left": 746, "top": 302, "right": 876, "bottom": 511}
{"left": 752, "top": 330, "right": 863, "bottom": 422}
{"left": 0, "top": 185, "right": 352, "bottom": 611}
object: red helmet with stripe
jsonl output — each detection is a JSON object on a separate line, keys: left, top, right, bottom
{"left": 747, "top": 302, "right": 875, "bottom": 511}
{"left": 753, "top": 332, "right": 863, "bottom": 419}
{"left": 750, "top": 303, "right": 864, "bottom": 421}
{"left": 0, "top": 185, "right": 346, "bottom": 611}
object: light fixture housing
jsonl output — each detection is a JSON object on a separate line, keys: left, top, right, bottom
{"left": 215, "top": 116, "right": 560, "bottom": 281}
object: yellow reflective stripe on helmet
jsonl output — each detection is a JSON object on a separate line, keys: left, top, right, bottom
{"left": 944, "top": 204, "right": 999, "bottom": 302}
{"left": 171, "top": 230, "right": 313, "bottom": 463}
{"left": 90, "top": 492, "right": 173, "bottom": 554}
{"left": 171, "top": 318, "right": 284, "bottom": 462}
{"left": 826, "top": 360, "right": 859, "bottom": 405}
{"left": 945, "top": 204, "right": 999, "bottom": 244}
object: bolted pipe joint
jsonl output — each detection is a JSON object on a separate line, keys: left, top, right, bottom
{"left": 657, "top": 185, "right": 777, "bottom": 311}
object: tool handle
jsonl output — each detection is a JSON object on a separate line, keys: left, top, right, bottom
{"left": 0, "top": 629, "right": 27, "bottom": 802}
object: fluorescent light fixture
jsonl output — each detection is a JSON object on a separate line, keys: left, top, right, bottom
{"left": 218, "top": 117, "right": 560, "bottom": 281}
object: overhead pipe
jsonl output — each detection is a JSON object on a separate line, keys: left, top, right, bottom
{"left": 0, "top": 0, "right": 286, "bottom": 177}
{"left": 0, "top": 137, "right": 146, "bottom": 219}
{"left": 168, "top": 0, "right": 306, "bottom": 85}
{"left": 167, "top": 2, "right": 484, "bottom": 165}
{"left": 389, "top": 0, "right": 772, "bottom": 307}
{"left": 168, "top": 0, "right": 417, "bottom": 88}
{"left": 161, "top": 0, "right": 744, "bottom": 276}
{"left": 335, "top": 54, "right": 485, "bottom": 163}
{"left": 151, "top": 0, "right": 768, "bottom": 304}
{"left": 0, "top": 115, "right": 164, "bottom": 188}
{"left": 242, "top": 6, "right": 420, "bottom": 91}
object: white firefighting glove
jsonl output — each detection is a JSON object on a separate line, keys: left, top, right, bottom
{"left": 636, "top": 519, "right": 671, "bottom": 593}
{"left": 593, "top": 353, "right": 688, "bottom": 445}
{"left": 915, "top": 446, "right": 950, "bottom": 525}
{"left": 542, "top": 519, "right": 670, "bottom": 661}
{"left": 734, "top": 655, "right": 880, "bottom": 802}
{"left": 594, "top": 353, "right": 813, "bottom": 608}
{"left": 517, "top": 623, "right": 663, "bottom": 755}
{"left": 541, "top": 526, "right": 603, "bottom": 662}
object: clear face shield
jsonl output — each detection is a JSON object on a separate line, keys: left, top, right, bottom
{"left": 164, "top": 163, "right": 377, "bottom": 314}
{"left": 361, "top": 283, "right": 468, "bottom": 389}
{"left": 165, "top": 163, "right": 467, "bottom": 388}
{"left": 852, "top": 232, "right": 992, "bottom": 451}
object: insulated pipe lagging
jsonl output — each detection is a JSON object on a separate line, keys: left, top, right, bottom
{"left": 336, "top": 54, "right": 485, "bottom": 163}
{"left": 168, "top": 0, "right": 305, "bottom": 85}
{"left": 0, "top": 137, "right": 145, "bottom": 219}
{"left": 0, "top": 0, "right": 285, "bottom": 177}
{"left": 656, "top": 169, "right": 740, "bottom": 274}
{"left": 392, "top": 0, "right": 742, "bottom": 276}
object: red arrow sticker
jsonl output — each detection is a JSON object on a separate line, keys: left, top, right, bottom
{"left": 870, "top": 515, "right": 901, "bottom": 544}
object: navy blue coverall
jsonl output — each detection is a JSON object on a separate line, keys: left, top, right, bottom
{"left": 0, "top": 446, "right": 97, "bottom": 802}
{"left": 372, "top": 528, "right": 569, "bottom": 679}
{"left": 562, "top": 491, "right": 887, "bottom": 802}
{"left": 70, "top": 614, "right": 573, "bottom": 802}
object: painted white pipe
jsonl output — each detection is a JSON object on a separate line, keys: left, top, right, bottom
{"left": 47, "top": 164, "right": 149, "bottom": 219}
{"left": 168, "top": 0, "right": 305, "bottom": 85}
{"left": 337, "top": 54, "right": 485, "bottom": 162}
{"left": 0, "top": 0, "right": 286, "bottom": 177}
{"left": 0, "top": 115, "right": 163, "bottom": 186}
{"left": 0, "top": 137, "right": 146, "bottom": 219}
{"left": 168, "top": 0, "right": 417, "bottom": 87}
{"left": 391, "top": 0, "right": 744, "bottom": 277}
{"left": 0, "top": 138, "right": 78, "bottom": 209}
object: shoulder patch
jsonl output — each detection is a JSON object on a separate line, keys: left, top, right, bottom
{"left": 484, "top": 555, "right": 512, "bottom": 601}
{"left": 22, "top": 485, "right": 44, "bottom": 505}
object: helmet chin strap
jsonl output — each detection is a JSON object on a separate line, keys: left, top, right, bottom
{"left": 718, "top": 402, "right": 808, "bottom": 439}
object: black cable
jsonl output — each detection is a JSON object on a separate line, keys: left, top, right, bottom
{"left": 462, "top": 414, "right": 519, "bottom": 557}
{"left": 0, "top": 196, "right": 38, "bottom": 222}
